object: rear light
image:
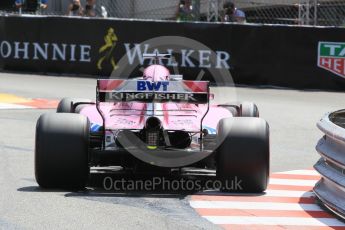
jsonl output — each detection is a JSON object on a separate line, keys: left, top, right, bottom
{"left": 145, "top": 117, "right": 161, "bottom": 148}
{"left": 146, "top": 131, "right": 159, "bottom": 147}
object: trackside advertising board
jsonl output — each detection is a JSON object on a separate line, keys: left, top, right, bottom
{"left": 318, "top": 42, "right": 345, "bottom": 79}
{"left": 1, "top": 16, "right": 345, "bottom": 90}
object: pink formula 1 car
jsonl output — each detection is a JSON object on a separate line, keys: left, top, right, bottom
{"left": 35, "top": 56, "right": 270, "bottom": 192}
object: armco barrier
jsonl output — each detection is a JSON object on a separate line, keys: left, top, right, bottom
{"left": 314, "top": 110, "right": 345, "bottom": 218}
{"left": 1, "top": 16, "right": 345, "bottom": 90}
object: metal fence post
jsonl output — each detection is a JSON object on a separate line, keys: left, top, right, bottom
{"left": 207, "top": 0, "right": 219, "bottom": 22}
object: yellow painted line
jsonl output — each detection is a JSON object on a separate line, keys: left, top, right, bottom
{"left": 0, "top": 94, "right": 31, "bottom": 103}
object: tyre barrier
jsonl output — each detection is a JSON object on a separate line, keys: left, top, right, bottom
{"left": 314, "top": 109, "right": 345, "bottom": 219}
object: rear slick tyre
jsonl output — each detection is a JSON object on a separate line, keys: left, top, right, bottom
{"left": 216, "top": 117, "right": 269, "bottom": 193}
{"left": 35, "top": 113, "right": 90, "bottom": 189}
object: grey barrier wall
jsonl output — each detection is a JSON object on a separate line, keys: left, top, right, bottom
{"left": 1, "top": 15, "right": 345, "bottom": 90}
{"left": 314, "top": 110, "right": 345, "bottom": 218}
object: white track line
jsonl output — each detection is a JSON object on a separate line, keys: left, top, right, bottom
{"left": 196, "top": 190, "right": 315, "bottom": 197}
{"left": 189, "top": 201, "right": 323, "bottom": 211}
{"left": 0, "top": 103, "right": 32, "bottom": 109}
{"left": 269, "top": 178, "right": 318, "bottom": 186}
{"left": 204, "top": 216, "right": 345, "bottom": 226}
{"left": 264, "top": 190, "right": 315, "bottom": 197}
{"left": 275, "top": 170, "right": 320, "bottom": 176}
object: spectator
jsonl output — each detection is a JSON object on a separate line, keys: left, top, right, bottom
{"left": 38, "top": 0, "right": 47, "bottom": 9}
{"left": 15, "top": 0, "right": 24, "bottom": 8}
{"left": 84, "top": 0, "right": 96, "bottom": 17}
{"left": 176, "top": 0, "right": 195, "bottom": 22}
{"left": 15, "top": 0, "right": 47, "bottom": 10}
{"left": 67, "top": 0, "right": 83, "bottom": 16}
{"left": 223, "top": 1, "right": 246, "bottom": 23}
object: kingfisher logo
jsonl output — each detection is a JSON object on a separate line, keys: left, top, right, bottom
{"left": 137, "top": 81, "right": 169, "bottom": 91}
{"left": 318, "top": 42, "right": 345, "bottom": 78}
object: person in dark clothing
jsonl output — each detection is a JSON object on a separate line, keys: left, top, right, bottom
{"left": 223, "top": 1, "right": 246, "bottom": 23}
{"left": 84, "top": 0, "right": 96, "bottom": 17}
{"left": 67, "top": 0, "right": 83, "bottom": 16}
{"left": 15, "top": 0, "right": 48, "bottom": 10}
{"left": 176, "top": 0, "right": 195, "bottom": 22}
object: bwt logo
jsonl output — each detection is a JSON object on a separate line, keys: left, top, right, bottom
{"left": 137, "top": 81, "right": 169, "bottom": 91}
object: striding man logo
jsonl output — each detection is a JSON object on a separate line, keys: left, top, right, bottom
{"left": 97, "top": 27, "right": 118, "bottom": 71}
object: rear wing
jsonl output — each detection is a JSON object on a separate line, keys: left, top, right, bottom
{"left": 97, "top": 79, "right": 210, "bottom": 104}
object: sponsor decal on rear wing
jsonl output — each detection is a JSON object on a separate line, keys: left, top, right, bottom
{"left": 97, "top": 79, "right": 210, "bottom": 104}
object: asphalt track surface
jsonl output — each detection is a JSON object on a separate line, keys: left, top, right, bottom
{"left": 0, "top": 72, "right": 344, "bottom": 229}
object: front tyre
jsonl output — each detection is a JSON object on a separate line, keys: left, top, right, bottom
{"left": 240, "top": 102, "right": 259, "bottom": 117}
{"left": 35, "top": 113, "right": 90, "bottom": 189}
{"left": 216, "top": 117, "right": 269, "bottom": 192}
{"left": 57, "top": 98, "right": 92, "bottom": 113}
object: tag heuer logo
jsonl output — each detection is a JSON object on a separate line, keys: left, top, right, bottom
{"left": 318, "top": 42, "right": 345, "bottom": 78}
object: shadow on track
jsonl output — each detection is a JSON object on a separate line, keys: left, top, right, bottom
{"left": 17, "top": 168, "right": 266, "bottom": 199}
